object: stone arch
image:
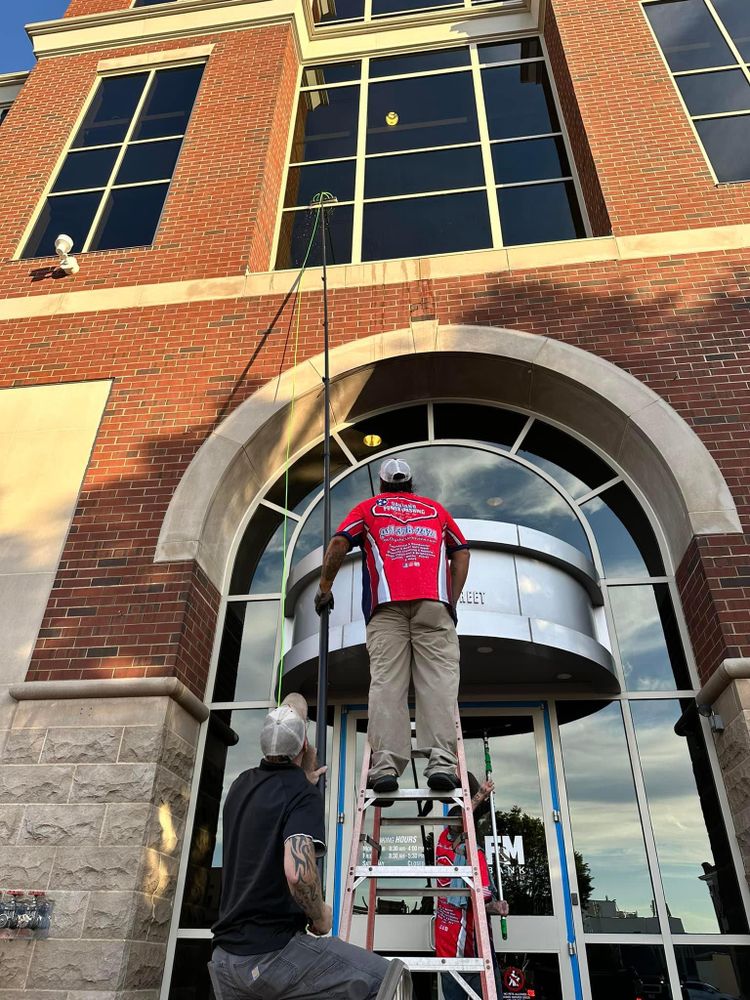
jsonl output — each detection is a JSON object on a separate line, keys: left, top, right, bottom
{"left": 156, "top": 324, "right": 741, "bottom": 587}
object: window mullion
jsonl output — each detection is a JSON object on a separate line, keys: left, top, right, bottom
{"left": 470, "top": 44, "right": 502, "bottom": 248}
{"left": 703, "top": 0, "right": 750, "bottom": 87}
{"left": 351, "top": 59, "right": 369, "bottom": 265}
{"left": 81, "top": 69, "right": 156, "bottom": 253}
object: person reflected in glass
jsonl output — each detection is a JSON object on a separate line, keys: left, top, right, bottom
{"left": 315, "top": 457, "right": 470, "bottom": 795}
{"left": 436, "top": 773, "right": 508, "bottom": 999}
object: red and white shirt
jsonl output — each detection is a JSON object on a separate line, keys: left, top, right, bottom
{"left": 334, "top": 492, "right": 468, "bottom": 623}
{"left": 435, "top": 827, "right": 493, "bottom": 959}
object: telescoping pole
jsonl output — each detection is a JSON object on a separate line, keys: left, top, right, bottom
{"left": 314, "top": 193, "right": 336, "bottom": 799}
{"left": 483, "top": 731, "right": 508, "bottom": 940}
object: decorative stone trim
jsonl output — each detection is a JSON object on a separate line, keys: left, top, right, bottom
{"left": 9, "top": 678, "right": 209, "bottom": 723}
{"left": 697, "top": 658, "right": 750, "bottom": 710}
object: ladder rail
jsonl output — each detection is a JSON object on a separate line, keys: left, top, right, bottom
{"left": 339, "top": 732, "right": 372, "bottom": 940}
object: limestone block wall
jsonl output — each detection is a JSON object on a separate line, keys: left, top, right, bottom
{"left": 715, "top": 675, "right": 750, "bottom": 886}
{"left": 0, "top": 687, "right": 203, "bottom": 999}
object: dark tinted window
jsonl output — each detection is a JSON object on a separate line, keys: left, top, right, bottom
{"left": 132, "top": 65, "right": 204, "bottom": 140}
{"left": 362, "top": 191, "right": 492, "bottom": 260}
{"left": 675, "top": 945, "right": 750, "bottom": 997}
{"left": 369, "top": 48, "right": 470, "bottom": 77}
{"left": 433, "top": 403, "right": 528, "bottom": 450}
{"left": 90, "top": 183, "right": 169, "bottom": 251}
{"left": 313, "top": 0, "right": 365, "bottom": 20}
{"left": 517, "top": 422, "right": 613, "bottom": 498}
{"left": 338, "top": 405, "right": 429, "bottom": 460}
{"left": 276, "top": 204, "right": 354, "bottom": 268}
{"left": 696, "top": 115, "right": 750, "bottom": 182}
{"left": 367, "top": 72, "right": 478, "bottom": 152}
{"left": 677, "top": 69, "right": 750, "bottom": 115}
{"left": 230, "top": 505, "right": 289, "bottom": 596}
{"left": 713, "top": 0, "right": 750, "bottom": 59}
{"left": 365, "top": 146, "right": 484, "bottom": 198}
{"left": 23, "top": 192, "right": 101, "bottom": 259}
{"left": 73, "top": 73, "right": 148, "bottom": 148}
{"left": 492, "top": 136, "right": 570, "bottom": 184}
{"left": 478, "top": 39, "right": 543, "bottom": 64}
{"left": 134, "top": 0, "right": 175, "bottom": 5}
{"left": 372, "top": 0, "right": 460, "bottom": 14}
{"left": 168, "top": 939, "right": 214, "bottom": 999}
{"left": 609, "top": 584, "right": 690, "bottom": 689}
{"left": 498, "top": 181, "right": 585, "bottom": 246}
{"left": 482, "top": 62, "right": 560, "bottom": 139}
{"left": 264, "top": 438, "right": 349, "bottom": 512}
{"left": 301, "top": 62, "right": 361, "bottom": 85}
{"left": 51, "top": 147, "right": 119, "bottom": 193}
{"left": 115, "top": 138, "right": 181, "bottom": 184}
{"left": 212, "top": 603, "right": 279, "bottom": 703}
{"left": 645, "top": 0, "right": 733, "bottom": 71}
{"left": 587, "top": 944, "right": 673, "bottom": 1000}
{"left": 291, "top": 87, "right": 359, "bottom": 162}
{"left": 284, "top": 160, "right": 356, "bottom": 208}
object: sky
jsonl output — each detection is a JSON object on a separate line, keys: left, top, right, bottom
{"left": 0, "top": 1, "right": 69, "bottom": 74}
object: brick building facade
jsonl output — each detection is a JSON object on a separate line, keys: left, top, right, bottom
{"left": 1, "top": 0, "right": 750, "bottom": 998}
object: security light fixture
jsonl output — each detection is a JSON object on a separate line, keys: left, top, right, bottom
{"left": 385, "top": 111, "right": 399, "bottom": 126}
{"left": 54, "top": 234, "right": 79, "bottom": 275}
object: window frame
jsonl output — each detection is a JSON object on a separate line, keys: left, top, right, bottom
{"left": 641, "top": 0, "right": 750, "bottom": 185}
{"left": 272, "top": 37, "right": 592, "bottom": 269}
{"left": 14, "top": 59, "right": 205, "bottom": 261}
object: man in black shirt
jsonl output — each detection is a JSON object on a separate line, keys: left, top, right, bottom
{"left": 210, "top": 698, "right": 409, "bottom": 999}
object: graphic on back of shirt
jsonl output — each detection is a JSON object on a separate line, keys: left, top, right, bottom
{"left": 335, "top": 491, "right": 468, "bottom": 623}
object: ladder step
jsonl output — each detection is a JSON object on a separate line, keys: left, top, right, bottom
{"left": 363, "top": 789, "right": 464, "bottom": 801}
{"left": 368, "top": 886, "right": 471, "bottom": 897}
{"left": 387, "top": 958, "right": 486, "bottom": 972}
{"left": 354, "top": 865, "right": 473, "bottom": 878}
{"left": 379, "top": 815, "right": 462, "bottom": 826}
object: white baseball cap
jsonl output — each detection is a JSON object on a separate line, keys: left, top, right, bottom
{"left": 379, "top": 458, "right": 412, "bottom": 483}
{"left": 260, "top": 705, "right": 306, "bottom": 758}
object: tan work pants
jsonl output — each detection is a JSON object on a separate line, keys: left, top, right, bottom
{"left": 365, "top": 599, "right": 460, "bottom": 780}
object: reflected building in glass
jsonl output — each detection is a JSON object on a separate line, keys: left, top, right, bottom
{"left": 2, "top": 1, "right": 750, "bottom": 1000}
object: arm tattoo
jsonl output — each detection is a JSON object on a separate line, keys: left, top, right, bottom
{"left": 320, "top": 538, "right": 348, "bottom": 589}
{"left": 286, "top": 835, "right": 324, "bottom": 922}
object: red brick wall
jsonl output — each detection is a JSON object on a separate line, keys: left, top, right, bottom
{"left": 65, "top": 0, "right": 136, "bottom": 15}
{"left": 0, "top": 26, "right": 298, "bottom": 299}
{"left": 0, "top": 247, "right": 745, "bottom": 695}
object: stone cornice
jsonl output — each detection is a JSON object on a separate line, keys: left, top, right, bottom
{"left": 1, "top": 224, "right": 750, "bottom": 322}
{"left": 9, "top": 676, "right": 209, "bottom": 721}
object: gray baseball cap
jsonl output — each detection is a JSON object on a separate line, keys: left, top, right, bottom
{"left": 379, "top": 458, "right": 412, "bottom": 483}
{"left": 260, "top": 705, "right": 306, "bottom": 758}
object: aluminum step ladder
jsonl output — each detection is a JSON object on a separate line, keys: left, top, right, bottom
{"left": 339, "top": 710, "right": 498, "bottom": 1000}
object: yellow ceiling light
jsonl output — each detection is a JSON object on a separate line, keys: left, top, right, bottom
{"left": 385, "top": 111, "right": 399, "bottom": 126}
{"left": 486, "top": 496, "right": 504, "bottom": 507}
{"left": 363, "top": 433, "right": 383, "bottom": 448}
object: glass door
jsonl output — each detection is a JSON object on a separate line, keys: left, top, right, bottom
{"left": 333, "top": 704, "right": 580, "bottom": 999}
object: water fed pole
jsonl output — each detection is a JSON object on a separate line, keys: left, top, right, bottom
{"left": 483, "top": 731, "right": 508, "bottom": 941}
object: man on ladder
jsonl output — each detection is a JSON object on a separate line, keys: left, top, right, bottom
{"left": 314, "top": 458, "right": 470, "bottom": 795}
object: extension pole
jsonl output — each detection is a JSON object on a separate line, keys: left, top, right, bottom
{"left": 483, "top": 731, "right": 508, "bottom": 940}
{"left": 316, "top": 195, "right": 333, "bottom": 800}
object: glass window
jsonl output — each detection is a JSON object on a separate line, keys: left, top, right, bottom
{"left": 365, "top": 146, "right": 485, "bottom": 198}
{"left": 276, "top": 204, "right": 354, "bottom": 269}
{"left": 675, "top": 944, "right": 750, "bottom": 1000}
{"left": 482, "top": 62, "right": 560, "bottom": 140}
{"left": 134, "top": 0, "right": 176, "bottom": 6}
{"left": 677, "top": 70, "right": 750, "bottom": 116}
{"left": 695, "top": 116, "right": 750, "bottom": 183}
{"left": 291, "top": 465, "right": 376, "bottom": 568}
{"left": 90, "top": 183, "right": 169, "bottom": 252}
{"left": 498, "top": 181, "right": 586, "bottom": 246}
{"left": 278, "top": 45, "right": 587, "bottom": 265}
{"left": 23, "top": 66, "right": 202, "bottom": 259}
{"left": 264, "top": 438, "right": 349, "bottom": 514}
{"left": 433, "top": 403, "right": 529, "bottom": 450}
{"left": 72, "top": 74, "right": 149, "bottom": 148}
{"left": 312, "top": 0, "right": 366, "bottom": 22}
{"left": 284, "top": 160, "right": 355, "bottom": 208}
{"left": 212, "top": 601, "right": 279, "bottom": 703}
{"left": 362, "top": 191, "right": 492, "bottom": 261}
{"left": 180, "top": 709, "right": 266, "bottom": 927}
{"left": 713, "top": 0, "right": 750, "bottom": 59}
{"left": 587, "top": 943, "right": 673, "bottom": 1000}
{"left": 609, "top": 584, "right": 690, "bottom": 690}
{"left": 372, "top": 0, "right": 461, "bottom": 14}
{"left": 493, "top": 953, "right": 563, "bottom": 999}
{"left": 51, "top": 147, "right": 120, "bottom": 193}
{"left": 337, "top": 404, "right": 429, "bottom": 461}
{"left": 230, "top": 505, "right": 290, "bottom": 596}
{"left": 517, "top": 421, "right": 614, "bottom": 499}
{"left": 644, "top": 0, "right": 734, "bottom": 72}
{"left": 168, "top": 940, "right": 213, "bottom": 1000}
{"left": 631, "top": 699, "right": 748, "bottom": 933}
{"left": 581, "top": 482, "right": 664, "bottom": 577}
{"left": 558, "top": 701, "right": 656, "bottom": 932}
{"left": 290, "top": 87, "right": 359, "bottom": 162}
{"left": 366, "top": 72, "right": 478, "bottom": 153}
{"left": 492, "top": 135, "right": 571, "bottom": 184}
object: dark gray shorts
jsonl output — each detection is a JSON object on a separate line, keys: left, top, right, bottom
{"left": 209, "top": 934, "right": 392, "bottom": 1000}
